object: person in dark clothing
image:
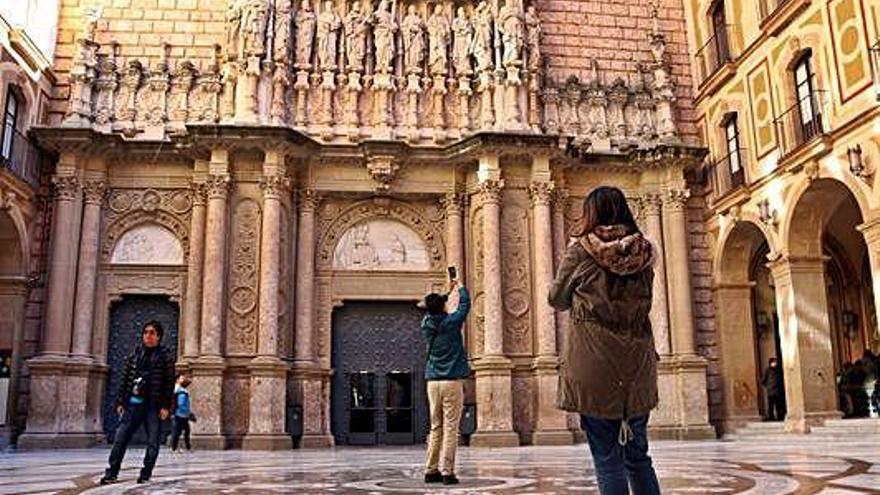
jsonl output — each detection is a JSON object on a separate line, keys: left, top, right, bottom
{"left": 420, "top": 278, "right": 470, "bottom": 486}
{"left": 100, "top": 320, "right": 175, "bottom": 485}
{"left": 761, "top": 357, "right": 785, "bottom": 421}
{"left": 170, "top": 373, "right": 193, "bottom": 452}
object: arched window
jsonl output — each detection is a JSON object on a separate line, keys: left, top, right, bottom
{"left": 1, "top": 86, "right": 21, "bottom": 161}
{"left": 792, "top": 53, "right": 822, "bottom": 144}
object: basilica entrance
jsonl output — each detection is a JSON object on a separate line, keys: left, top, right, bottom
{"left": 331, "top": 301, "right": 429, "bottom": 446}
{"left": 103, "top": 295, "right": 179, "bottom": 442}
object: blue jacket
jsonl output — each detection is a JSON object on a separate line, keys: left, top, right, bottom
{"left": 423, "top": 287, "right": 471, "bottom": 381}
{"left": 174, "top": 385, "right": 191, "bottom": 418}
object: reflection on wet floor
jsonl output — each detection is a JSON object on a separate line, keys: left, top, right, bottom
{"left": 2, "top": 439, "right": 880, "bottom": 494}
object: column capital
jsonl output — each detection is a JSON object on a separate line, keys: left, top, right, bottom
{"left": 551, "top": 187, "right": 569, "bottom": 213}
{"left": 529, "top": 181, "right": 555, "bottom": 207}
{"left": 205, "top": 174, "right": 232, "bottom": 200}
{"left": 51, "top": 175, "right": 81, "bottom": 201}
{"left": 82, "top": 180, "right": 108, "bottom": 205}
{"left": 260, "top": 174, "right": 290, "bottom": 200}
{"left": 766, "top": 254, "right": 829, "bottom": 282}
{"left": 478, "top": 179, "right": 505, "bottom": 206}
{"left": 440, "top": 192, "right": 465, "bottom": 216}
{"left": 190, "top": 180, "right": 208, "bottom": 206}
{"left": 664, "top": 188, "right": 690, "bottom": 211}
{"left": 298, "top": 189, "right": 322, "bottom": 213}
{"left": 640, "top": 192, "right": 663, "bottom": 216}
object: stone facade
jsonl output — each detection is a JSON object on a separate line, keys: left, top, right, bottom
{"left": 8, "top": 0, "right": 729, "bottom": 450}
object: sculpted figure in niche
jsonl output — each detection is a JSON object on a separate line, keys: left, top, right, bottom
{"left": 452, "top": 7, "right": 473, "bottom": 76}
{"left": 426, "top": 4, "right": 451, "bottom": 77}
{"left": 371, "top": 0, "right": 397, "bottom": 74}
{"left": 524, "top": 5, "right": 540, "bottom": 71}
{"left": 472, "top": 0, "right": 493, "bottom": 73}
{"left": 225, "top": 0, "right": 242, "bottom": 59}
{"left": 351, "top": 224, "right": 379, "bottom": 267}
{"left": 401, "top": 4, "right": 425, "bottom": 75}
{"left": 274, "top": 0, "right": 293, "bottom": 62}
{"left": 391, "top": 234, "right": 407, "bottom": 263}
{"left": 317, "top": 1, "right": 343, "bottom": 70}
{"left": 344, "top": 1, "right": 369, "bottom": 72}
{"left": 240, "top": 0, "right": 270, "bottom": 58}
{"left": 498, "top": 0, "right": 523, "bottom": 67}
{"left": 295, "top": 0, "right": 317, "bottom": 68}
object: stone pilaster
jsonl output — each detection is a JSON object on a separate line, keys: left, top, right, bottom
{"left": 470, "top": 175, "right": 519, "bottom": 447}
{"left": 182, "top": 179, "right": 207, "bottom": 360}
{"left": 243, "top": 152, "right": 292, "bottom": 450}
{"left": 71, "top": 178, "right": 106, "bottom": 358}
{"left": 529, "top": 179, "right": 572, "bottom": 445}
{"left": 767, "top": 256, "right": 841, "bottom": 433}
{"left": 857, "top": 217, "right": 880, "bottom": 349}
{"left": 641, "top": 193, "right": 670, "bottom": 355}
{"left": 715, "top": 283, "right": 762, "bottom": 431}
{"left": 441, "top": 192, "right": 465, "bottom": 308}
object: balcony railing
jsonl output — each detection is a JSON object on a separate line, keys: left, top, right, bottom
{"left": 773, "top": 89, "right": 831, "bottom": 158}
{"left": 695, "top": 25, "right": 738, "bottom": 86}
{"left": 759, "top": 0, "right": 793, "bottom": 22}
{"left": 0, "top": 128, "right": 41, "bottom": 188}
{"left": 706, "top": 148, "right": 748, "bottom": 203}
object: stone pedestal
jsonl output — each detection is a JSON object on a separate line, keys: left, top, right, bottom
{"left": 190, "top": 356, "right": 227, "bottom": 449}
{"left": 290, "top": 367, "right": 334, "bottom": 448}
{"left": 648, "top": 356, "right": 716, "bottom": 440}
{"left": 531, "top": 357, "right": 572, "bottom": 445}
{"left": 470, "top": 356, "right": 520, "bottom": 448}
{"left": 242, "top": 357, "right": 291, "bottom": 450}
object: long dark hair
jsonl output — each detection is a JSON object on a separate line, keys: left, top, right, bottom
{"left": 571, "top": 186, "right": 640, "bottom": 238}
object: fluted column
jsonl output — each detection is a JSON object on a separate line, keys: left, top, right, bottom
{"left": 182, "top": 180, "right": 207, "bottom": 360}
{"left": 70, "top": 179, "right": 106, "bottom": 358}
{"left": 663, "top": 188, "right": 696, "bottom": 356}
{"left": 42, "top": 173, "right": 83, "bottom": 356}
{"left": 641, "top": 193, "right": 671, "bottom": 355}
{"left": 294, "top": 189, "right": 320, "bottom": 364}
{"left": 480, "top": 179, "right": 505, "bottom": 356}
{"left": 243, "top": 150, "right": 292, "bottom": 451}
{"left": 530, "top": 180, "right": 572, "bottom": 445}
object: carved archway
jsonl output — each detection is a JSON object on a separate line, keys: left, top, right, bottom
{"left": 102, "top": 211, "right": 190, "bottom": 264}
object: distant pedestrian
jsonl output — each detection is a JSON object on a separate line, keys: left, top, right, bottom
{"left": 420, "top": 275, "right": 470, "bottom": 486}
{"left": 761, "top": 357, "right": 785, "bottom": 421}
{"left": 549, "top": 186, "right": 661, "bottom": 495}
{"left": 100, "top": 320, "right": 175, "bottom": 485}
{"left": 170, "top": 373, "right": 193, "bottom": 452}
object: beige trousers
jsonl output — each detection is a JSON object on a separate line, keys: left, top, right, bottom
{"left": 424, "top": 379, "right": 464, "bottom": 475}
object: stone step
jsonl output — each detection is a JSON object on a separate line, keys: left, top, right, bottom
{"left": 822, "top": 418, "right": 880, "bottom": 428}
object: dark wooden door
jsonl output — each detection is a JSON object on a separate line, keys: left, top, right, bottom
{"left": 331, "top": 301, "right": 428, "bottom": 445}
{"left": 103, "top": 295, "right": 179, "bottom": 442}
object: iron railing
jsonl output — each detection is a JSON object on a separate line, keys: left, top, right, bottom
{"left": 0, "top": 128, "right": 41, "bottom": 188}
{"left": 773, "top": 88, "right": 831, "bottom": 158}
{"left": 695, "top": 25, "right": 737, "bottom": 85}
{"left": 706, "top": 148, "right": 748, "bottom": 202}
{"left": 759, "top": 0, "right": 793, "bottom": 22}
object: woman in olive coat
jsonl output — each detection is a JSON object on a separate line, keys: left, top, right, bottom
{"left": 549, "top": 186, "right": 661, "bottom": 495}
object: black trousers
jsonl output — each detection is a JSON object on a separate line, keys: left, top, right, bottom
{"left": 767, "top": 394, "right": 785, "bottom": 421}
{"left": 171, "top": 416, "right": 191, "bottom": 450}
{"left": 106, "top": 402, "right": 162, "bottom": 478}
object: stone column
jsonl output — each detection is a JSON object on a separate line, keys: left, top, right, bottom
{"left": 857, "top": 217, "right": 880, "bottom": 347}
{"left": 530, "top": 179, "right": 572, "bottom": 445}
{"left": 767, "top": 256, "right": 840, "bottom": 433}
{"left": 715, "top": 283, "right": 762, "bottom": 430}
{"left": 656, "top": 187, "right": 714, "bottom": 439}
{"left": 470, "top": 165, "right": 519, "bottom": 447}
{"left": 442, "top": 192, "right": 465, "bottom": 308}
{"left": 243, "top": 150, "right": 292, "bottom": 450}
{"left": 182, "top": 180, "right": 207, "bottom": 361}
{"left": 191, "top": 150, "right": 231, "bottom": 449}
{"left": 71, "top": 179, "right": 106, "bottom": 358}
{"left": 292, "top": 189, "right": 332, "bottom": 447}
{"left": 641, "top": 193, "right": 671, "bottom": 355}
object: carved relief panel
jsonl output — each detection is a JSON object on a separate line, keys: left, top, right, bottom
{"left": 226, "top": 197, "right": 262, "bottom": 355}
{"left": 102, "top": 188, "right": 193, "bottom": 263}
{"left": 467, "top": 196, "right": 484, "bottom": 357}
{"left": 333, "top": 219, "right": 430, "bottom": 271}
{"left": 501, "top": 188, "right": 532, "bottom": 355}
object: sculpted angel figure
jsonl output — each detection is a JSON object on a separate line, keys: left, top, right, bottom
{"left": 295, "top": 0, "right": 317, "bottom": 68}
{"left": 426, "top": 4, "right": 451, "bottom": 77}
{"left": 401, "top": 4, "right": 425, "bottom": 75}
{"left": 371, "top": 0, "right": 398, "bottom": 73}
{"left": 343, "top": 1, "right": 369, "bottom": 72}
{"left": 316, "top": 0, "right": 343, "bottom": 70}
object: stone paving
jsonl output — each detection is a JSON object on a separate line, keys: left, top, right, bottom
{"left": 2, "top": 437, "right": 880, "bottom": 494}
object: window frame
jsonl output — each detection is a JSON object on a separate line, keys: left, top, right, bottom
{"left": 792, "top": 54, "right": 822, "bottom": 144}
{"left": 721, "top": 113, "right": 745, "bottom": 188}
{"left": 1, "top": 86, "right": 21, "bottom": 161}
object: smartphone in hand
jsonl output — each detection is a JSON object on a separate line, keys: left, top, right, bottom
{"left": 447, "top": 266, "right": 457, "bottom": 281}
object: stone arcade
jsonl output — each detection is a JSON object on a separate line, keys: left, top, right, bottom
{"left": 16, "top": 0, "right": 715, "bottom": 449}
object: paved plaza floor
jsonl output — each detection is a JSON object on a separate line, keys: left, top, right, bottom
{"left": 2, "top": 437, "right": 880, "bottom": 494}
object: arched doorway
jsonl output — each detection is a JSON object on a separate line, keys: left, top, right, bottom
{"left": 780, "top": 178, "right": 876, "bottom": 428}
{"left": 0, "top": 209, "right": 26, "bottom": 442}
{"left": 715, "top": 220, "right": 776, "bottom": 432}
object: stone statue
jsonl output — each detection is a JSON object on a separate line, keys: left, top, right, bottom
{"left": 240, "top": 0, "right": 270, "bottom": 58}
{"left": 343, "top": 1, "right": 369, "bottom": 72}
{"left": 371, "top": 0, "right": 397, "bottom": 74}
{"left": 390, "top": 234, "right": 407, "bottom": 263}
{"left": 524, "top": 5, "right": 540, "bottom": 71}
{"left": 295, "top": 0, "right": 317, "bottom": 68}
{"left": 316, "top": 0, "right": 342, "bottom": 70}
{"left": 81, "top": 5, "right": 102, "bottom": 42}
{"left": 401, "top": 5, "right": 425, "bottom": 75}
{"left": 275, "top": 0, "right": 293, "bottom": 62}
{"left": 498, "top": 0, "right": 523, "bottom": 67}
{"left": 472, "top": 0, "right": 493, "bottom": 73}
{"left": 426, "top": 4, "right": 451, "bottom": 77}
{"left": 225, "top": 0, "right": 242, "bottom": 59}
{"left": 452, "top": 7, "right": 473, "bottom": 76}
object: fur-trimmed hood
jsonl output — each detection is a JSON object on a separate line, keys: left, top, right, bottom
{"left": 579, "top": 224, "right": 654, "bottom": 276}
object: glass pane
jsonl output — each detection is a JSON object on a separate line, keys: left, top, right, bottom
{"left": 386, "top": 409, "right": 413, "bottom": 433}
{"left": 799, "top": 96, "right": 814, "bottom": 124}
{"left": 385, "top": 372, "right": 412, "bottom": 408}
{"left": 729, "top": 151, "right": 741, "bottom": 173}
{"left": 1, "top": 123, "right": 13, "bottom": 159}
{"left": 795, "top": 61, "right": 809, "bottom": 86}
{"left": 349, "top": 372, "right": 375, "bottom": 409}
{"left": 350, "top": 409, "right": 375, "bottom": 433}
{"left": 725, "top": 121, "right": 737, "bottom": 141}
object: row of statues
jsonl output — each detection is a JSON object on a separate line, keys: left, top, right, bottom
{"left": 225, "top": 0, "right": 542, "bottom": 79}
